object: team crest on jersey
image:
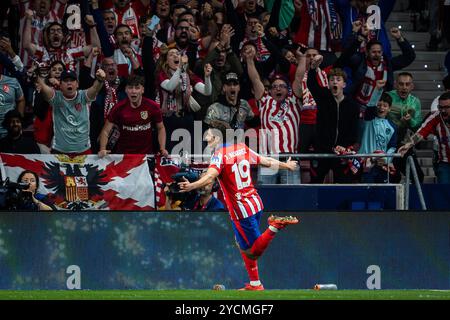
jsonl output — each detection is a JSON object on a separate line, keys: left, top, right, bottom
{"left": 75, "top": 103, "right": 82, "bottom": 112}
{"left": 141, "top": 111, "right": 148, "bottom": 120}
{"left": 3, "top": 84, "right": 9, "bottom": 93}
{"left": 211, "top": 153, "right": 222, "bottom": 166}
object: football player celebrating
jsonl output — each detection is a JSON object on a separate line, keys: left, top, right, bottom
{"left": 178, "top": 121, "right": 299, "bottom": 290}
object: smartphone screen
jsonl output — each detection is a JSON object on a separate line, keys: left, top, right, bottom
{"left": 147, "top": 16, "right": 160, "bottom": 31}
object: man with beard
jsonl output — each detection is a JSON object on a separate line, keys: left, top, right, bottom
{"left": 204, "top": 72, "right": 256, "bottom": 130}
{"left": 336, "top": 24, "right": 415, "bottom": 116}
{"left": 23, "top": 10, "right": 101, "bottom": 71}
{"left": 0, "top": 110, "right": 40, "bottom": 154}
{"left": 307, "top": 55, "right": 360, "bottom": 184}
{"left": 172, "top": 18, "right": 199, "bottom": 71}
{"left": 111, "top": 24, "right": 142, "bottom": 77}
{"left": 399, "top": 92, "right": 450, "bottom": 184}
{"left": 35, "top": 68, "right": 106, "bottom": 155}
{"left": 387, "top": 72, "right": 424, "bottom": 183}
{"left": 18, "top": 0, "right": 68, "bottom": 68}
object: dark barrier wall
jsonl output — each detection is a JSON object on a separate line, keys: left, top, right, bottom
{"left": 0, "top": 212, "right": 449, "bottom": 290}
{"left": 258, "top": 184, "right": 450, "bottom": 211}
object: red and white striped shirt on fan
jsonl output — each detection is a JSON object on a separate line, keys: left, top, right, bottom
{"left": 300, "top": 69, "right": 329, "bottom": 125}
{"left": 209, "top": 143, "right": 264, "bottom": 221}
{"left": 258, "top": 93, "right": 301, "bottom": 155}
{"left": 19, "top": 0, "right": 66, "bottom": 68}
{"left": 293, "top": 0, "right": 341, "bottom": 52}
{"left": 417, "top": 112, "right": 450, "bottom": 163}
{"left": 34, "top": 45, "right": 85, "bottom": 71}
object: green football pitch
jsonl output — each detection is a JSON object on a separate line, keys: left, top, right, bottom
{"left": 0, "top": 290, "right": 449, "bottom": 300}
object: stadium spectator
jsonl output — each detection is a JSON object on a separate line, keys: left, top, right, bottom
{"left": 335, "top": 24, "right": 415, "bottom": 115}
{"left": 387, "top": 72, "right": 424, "bottom": 183}
{"left": 156, "top": 46, "right": 212, "bottom": 154}
{"left": 78, "top": 52, "right": 128, "bottom": 154}
{"left": 0, "top": 73, "right": 25, "bottom": 139}
{"left": 35, "top": 68, "right": 106, "bottom": 155}
{"left": 359, "top": 84, "right": 397, "bottom": 183}
{"left": 18, "top": 0, "right": 67, "bottom": 68}
{"left": 183, "top": 171, "right": 225, "bottom": 211}
{"left": 293, "top": 0, "right": 342, "bottom": 64}
{"left": 22, "top": 11, "right": 101, "bottom": 71}
{"left": 171, "top": 18, "right": 199, "bottom": 71}
{"left": 204, "top": 72, "right": 256, "bottom": 130}
{"left": 0, "top": 34, "right": 24, "bottom": 74}
{"left": 201, "top": 24, "right": 243, "bottom": 105}
{"left": 238, "top": 24, "right": 291, "bottom": 100}
{"left": 245, "top": 44, "right": 303, "bottom": 184}
{"left": 399, "top": 92, "right": 450, "bottom": 184}
{"left": 429, "top": 75, "right": 450, "bottom": 175}
{"left": 335, "top": 0, "right": 396, "bottom": 59}
{"left": 100, "top": 0, "right": 151, "bottom": 39}
{"left": 298, "top": 47, "right": 329, "bottom": 157}
{"left": 98, "top": 74, "right": 168, "bottom": 157}
{"left": 17, "top": 169, "right": 54, "bottom": 211}
{"left": 31, "top": 60, "right": 65, "bottom": 154}
{"left": 431, "top": 75, "right": 450, "bottom": 112}
{"left": 111, "top": 24, "right": 143, "bottom": 77}
{"left": 307, "top": 55, "right": 361, "bottom": 183}
{"left": 156, "top": 3, "right": 189, "bottom": 44}
{"left": 0, "top": 109, "right": 40, "bottom": 154}
{"left": 178, "top": 122, "right": 299, "bottom": 291}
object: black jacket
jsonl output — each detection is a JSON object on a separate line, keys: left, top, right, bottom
{"left": 335, "top": 34, "right": 416, "bottom": 94}
{"left": 307, "top": 69, "right": 360, "bottom": 153}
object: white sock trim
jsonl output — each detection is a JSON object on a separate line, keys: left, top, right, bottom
{"left": 250, "top": 280, "right": 261, "bottom": 286}
{"left": 269, "top": 226, "right": 279, "bottom": 233}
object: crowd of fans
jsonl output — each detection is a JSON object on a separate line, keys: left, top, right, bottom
{"left": 0, "top": 0, "right": 449, "bottom": 185}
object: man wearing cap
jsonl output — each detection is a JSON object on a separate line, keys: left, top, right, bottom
{"left": 244, "top": 44, "right": 304, "bottom": 184}
{"left": 0, "top": 110, "right": 40, "bottom": 154}
{"left": 36, "top": 68, "right": 106, "bottom": 155}
{"left": 204, "top": 72, "right": 256, "bottom": 130}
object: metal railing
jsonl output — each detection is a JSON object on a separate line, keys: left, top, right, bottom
{"left": 150, "top": 152, "right": 427, "bottom": 210}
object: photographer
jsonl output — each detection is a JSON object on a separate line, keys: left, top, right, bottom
{"left": 183, "top": 171, "right": 225, "bottom": 211}
{"left": 17, "top": 170, "right": 54, "bottom": 211}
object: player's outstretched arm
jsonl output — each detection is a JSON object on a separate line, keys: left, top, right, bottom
{"left": 259, "top": 156, "right": 298, "bottom": 171}
{"left": 178, "top": 168, "right": 219, "bottom": 193}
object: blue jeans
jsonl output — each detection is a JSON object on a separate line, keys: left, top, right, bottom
{"left": 257, "top": 167, "right": 301, "bottom": 185}
{"left": 436, "top": 162, "right": 450, "bottom": 184}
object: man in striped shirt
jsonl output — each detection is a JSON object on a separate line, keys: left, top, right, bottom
{"left": 22, "top": 11, "right": 101, "bottom": 71}
{"left": 244, "top": 44, "right": 304, "bottom": 184}
{"left": 178, "top": 121, "right": 299, "bottom": 290}
{"left": 19, "top": 0, "right": 67, "bottom": 68}
{"left": 399, "top": 92, "right": 450, "bottom": 184}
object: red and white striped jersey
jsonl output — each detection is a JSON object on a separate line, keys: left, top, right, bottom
{"left": 417, "top": 112, "right": 450, "bottom": 163}
{"left": 19, "top": 0, "right": 66, "bottom": 68}
{"left": 300, "top": 69, "right": 329, "bottom": 125}
{"left": 209, "top": 143, "right": 264, "bottom": 221}
{"left": 258, "top": 93, "right": 301, "bottom": 155}
{"left": 293, "top": 0, "right": 341, "bottom": 52}
{"left": 34, "top": 45, "right": 84, "bottom": 71}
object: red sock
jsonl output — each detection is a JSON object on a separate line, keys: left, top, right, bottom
{"left": 240, "top": 251, "right": 259, "bottom": 282}
{"left": 249, "top": 228, "right": 276, "bottom": 257}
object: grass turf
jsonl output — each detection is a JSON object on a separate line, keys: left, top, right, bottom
{"left": 0, "top": 290, "right": 449, "bottom": 300}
